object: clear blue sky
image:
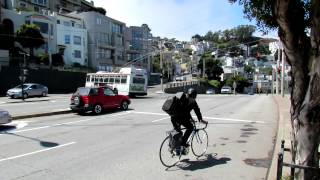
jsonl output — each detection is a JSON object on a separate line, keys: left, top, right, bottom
{"left": 93, "top": 0, "right": 277, "bottom": 41}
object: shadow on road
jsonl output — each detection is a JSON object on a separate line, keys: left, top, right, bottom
{"left": 174, "top": 154, "right": 231, "bottom": 171}
{"left": 6, "top": 99, "right": 50, "bottom": 104}
{"left": 0, "top": 129, "right": 59, "bottom": 148}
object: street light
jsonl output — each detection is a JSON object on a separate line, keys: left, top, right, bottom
{"left": 18, "top": 52, "right": 29, "bottom": 101}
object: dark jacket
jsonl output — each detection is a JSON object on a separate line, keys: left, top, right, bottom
{"left": 173, "top": 97, "right": 202, "bottom": 122}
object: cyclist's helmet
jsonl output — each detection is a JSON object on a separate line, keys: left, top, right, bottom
{"left": 187, "top": 88, "right": 197, "bottom": 99}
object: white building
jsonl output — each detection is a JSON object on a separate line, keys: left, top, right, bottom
{"left": 1, "top": 9, "right": 57, "bottom": 57}
{"left": 56, "top": 14, "right": 88, "bottom": 66}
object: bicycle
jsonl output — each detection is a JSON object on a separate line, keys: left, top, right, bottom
{"left": 159, "top": 120, "right": 208, "bottom": 167}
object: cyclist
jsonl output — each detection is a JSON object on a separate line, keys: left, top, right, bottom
{"left": 170, "top": 88, "right": 208, "bottom": 151}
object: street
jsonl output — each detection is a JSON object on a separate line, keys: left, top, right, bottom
{"left": 0, "top": 94, "right": 277, "bottom": 180}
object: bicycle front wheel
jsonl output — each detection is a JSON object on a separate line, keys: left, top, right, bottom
{"left": 159, "top": 136, "right": 181, "bottom": 167}
{"left": 191, "top": 129, "right": 208, "bottom": 157}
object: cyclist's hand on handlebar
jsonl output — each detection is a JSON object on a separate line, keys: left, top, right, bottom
{"left": 199, "top": 119, "right": 208, "bottom": 124}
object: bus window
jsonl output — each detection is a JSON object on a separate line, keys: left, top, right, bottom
{"left": 109, "top": 77, "right": 115, "bottom": 83}
{"left": 121, "top": 77, "right": 127, "bottom": 84}
{"left": 86, "top": 75, "right": 91, "bottom": 82}
{"left": 133, "top": 77, "right": 145, "bottom": 84}
{"left": 103, "top": 77, "right": 108, "bottom": 83}
{"left": 115, "top": 76, "right": 120, "bottom": 83}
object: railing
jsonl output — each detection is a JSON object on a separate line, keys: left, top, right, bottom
{"left": 276, "top": 140, "right": 320, "bottom": 180}
{"left": 165, "top": 80, "right": 200, "bottom": 89}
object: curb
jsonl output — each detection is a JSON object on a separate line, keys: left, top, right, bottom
{"left": 12, "top": 110, "right": 72, "bottom": 120}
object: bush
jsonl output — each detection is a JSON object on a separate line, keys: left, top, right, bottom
{"left": 208, "top": 80, "right": 221, "bottom": 88}
{"left": 72, "top": 62, "right": 81, "bottom": 67}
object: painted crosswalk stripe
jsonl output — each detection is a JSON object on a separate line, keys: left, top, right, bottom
{"left": 0, "top": 142, "right": 76, "bottom": 163}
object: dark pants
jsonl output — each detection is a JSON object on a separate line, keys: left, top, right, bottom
{"left": 171, "top": 116, "right": 193, "bottom": 146}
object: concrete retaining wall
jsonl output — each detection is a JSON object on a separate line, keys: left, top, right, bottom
{"left": 0, "top": 66, "right": 86, "bottom": 95}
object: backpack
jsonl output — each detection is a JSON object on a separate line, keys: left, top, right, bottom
{"left": 169, "top": 130, "right": 182, "bottom": 149}
{"left": 162, "top": 92, "right": 187, "bottom": 116}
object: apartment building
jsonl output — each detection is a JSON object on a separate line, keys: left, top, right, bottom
{"left": 125, "top": 24, "right": 152, "bottom": 71}
{"left": 1, "top": 8, "right": 57, "bottom": 56}
{"left": 71, "top": 11, "right": 126, "bottom": 71}
{"left": 1, "top": 0, "right": 95, "bottom": 13}
{"left": 56, "top": 13, "right": 87, "bottom": 66}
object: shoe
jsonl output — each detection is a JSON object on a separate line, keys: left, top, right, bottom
{"left": 182, "top": 146, "right": 189, "bottom": 155}
{"left": 181, "top": 143, "right": 190, "bottom": 148}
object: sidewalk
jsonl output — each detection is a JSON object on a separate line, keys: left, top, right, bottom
{"left": 268, "top": 95, "right": 292, "bottom": 180}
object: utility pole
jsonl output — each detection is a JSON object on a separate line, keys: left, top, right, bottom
{"left": 160, "top": 50, "right": 163, "bottom": 92}
{"left": 202, "top": 56, "right": 205, "bottom": 77}
{"left": 276, "top": 48, "right": 281, "bottom": 94}
{"left": 281, "top": 49, "right": 285, "bottom": 97}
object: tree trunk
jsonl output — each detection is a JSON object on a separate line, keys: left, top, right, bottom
{"left": 275, "top": 0, "right": 320, "bottom": 179}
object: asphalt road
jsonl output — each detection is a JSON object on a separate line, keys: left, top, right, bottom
{"left": 0, "top": 94, "right": 277, "bottom": 180}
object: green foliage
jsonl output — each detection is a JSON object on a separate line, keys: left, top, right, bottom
{"left": 251, "top": 44, "right": 271, "bottom": 56}
{"left": 39, "top": 54, "right": 49, "bottom": 65}
{"left": 259, "top": 67, "right": 273, "bottom": 75}
{"left": 197, "top": 52, "right": 224, "bottom": 81}
{"left": 244, "top": 65, "right": 255, "bottom": 74}
{"left": 94, "top": 7, "right": 107, "bottom": 15}
{"left": 16, "top": 24, "right": 45, "bottom": 57}
{"left": 208, "top": 80, "right": 221, "bottom": 88}
{"left": 225, "top": 75, "right": 251, "bottom": 93}
{"left": 152, "top": 55, "right": 161, "bottom": 73}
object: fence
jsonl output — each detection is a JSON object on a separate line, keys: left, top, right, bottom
{"left": 276, "top": 140, "right": 320, "bottom": 180}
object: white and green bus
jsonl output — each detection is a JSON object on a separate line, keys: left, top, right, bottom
{"left": 85, "top": 67, "right": 148, "bottom": 96}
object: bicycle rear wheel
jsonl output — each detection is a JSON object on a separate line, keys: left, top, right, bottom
{"left": 159, "top": 136, "right": 181, "bottom": 167}
{"left": 191, "top": 129, "right": 208, "bottom": 157}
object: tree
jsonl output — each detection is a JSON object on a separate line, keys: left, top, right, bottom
{"left": 225, "top": 74, "right": 250, "bottom": 93}
{"left": 250, "top": 44, "right": 272, "bottom": 57}
{"left": 197, "top": 52, "right": 224, "bottom": 81}
{"left": 16, "top": 24, "right": 45, "bottom": 64}
{"left": 230, "top": 0, "right": 320, "bottom": 179}
{"left": 244, "top": 64, "right": 255, "bottom": 74}
{"left": 94, "top": 7, "right": 106, "bottom": 15}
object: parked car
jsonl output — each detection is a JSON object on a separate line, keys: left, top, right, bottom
{"left": 70, "top": 86, "right": 131, "bottom": 114}
{"left": 206, "top": 88, "right": 215, "bottom": 94}
{"left": 221, "top": 86, "right": 232, "bottom": 94}
{"left": 175, "top": 76, "right": 186, "bottom": 81}
{"left": 7, "top": 83, "right": 48, "bottom": 99}
{"left": 0, "top": 109, "right": 12, "bottom": 125}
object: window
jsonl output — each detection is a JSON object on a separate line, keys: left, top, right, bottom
{"left": 74, "top": 36, "right": 81, "bottom": 45}
{"left": 50, "top": 24, "right": 53, "bottom": 36}
{"left": 104, "top": 88, "right": 115, "bottom": 96}
{"left": 33, "top": 0, "right": 47, "bottom": 6}
{"left": 64, "top": 35, "right": 70, "bottom": 44}
{"left": 96, "top": 18, "right": 102, "bottom": 25}
{"left": 133, "top": 77, "right": 145, "bottom": 84}
{"left": 20, "top": 3, "right": 26, "bottom": 7}
{"left": 63, "top": 21, "right": 71, "bottom": 27}
{"left": 115, "top": 77, "right": 120, "bottom": 83}
{"left": 33, "top": 21, "right": 48, "bottom": 34}
{"left": 74, "top": 50, "right": 81, "bottom": 58}
{"left": 121, "top": 77, "right": 127, "bottom": 84}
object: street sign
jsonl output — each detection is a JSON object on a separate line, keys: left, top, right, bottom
{"left": 233, "top": 81, "right": 237, "bottom": 89}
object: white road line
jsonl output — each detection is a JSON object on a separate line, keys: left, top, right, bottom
{"left": 131, "top": 111, "right": 265, "bottom": 124}
{"left": 0, "top": 142, "right": 76, "bottom": 163}
{"left": 151, "top": 117, "right": 170, "bottom": 122}
{"left": 7, "top": 111, "right": 132, "bottom": 134}
{"left": 131, "top": 111, "right": 167, "bottom": 116}
{"left": 13, "top": 126, "right": 51, "bottom": 133}
{"left": 202, "top": 116, "right": 266, "bottom": 124}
